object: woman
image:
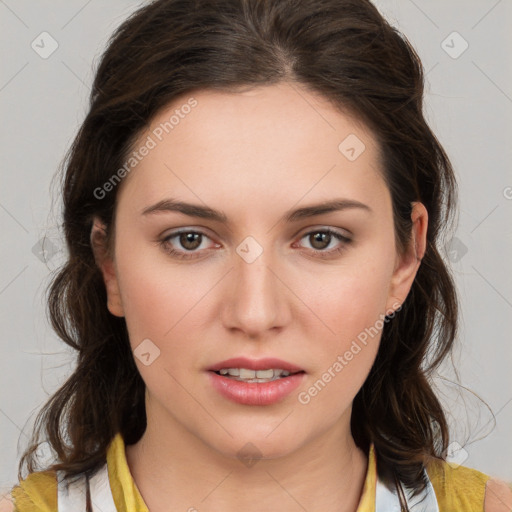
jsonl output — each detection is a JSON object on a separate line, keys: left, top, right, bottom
{"left": 4, "top": 0, "right": 511, "bottom": 510}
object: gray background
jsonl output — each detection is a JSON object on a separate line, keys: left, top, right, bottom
{"left": 1, "top": 0, "right": 511, "bottom": 493}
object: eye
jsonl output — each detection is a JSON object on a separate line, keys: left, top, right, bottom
{"left": 159, "top": 227, "right": 352, "bottom": 261}
{"left": 159, "top": 229, "right": 218, "bottom": 260}
{"left": 295, "top": 228, "right": 352, "bottom": 259}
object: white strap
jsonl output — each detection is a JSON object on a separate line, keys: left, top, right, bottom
{"left": 56, "top": 471, "right": 86, "bottom": 511}
{"left": 375, "top": 469, "right": 439, "bottom": 512}
{"left": 57, "top": 463, "right": 118, "bottom": 511}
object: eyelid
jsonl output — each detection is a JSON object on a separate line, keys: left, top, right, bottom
{"left": 296, "top": 224, "right": 352, "bottom": 240}
{"left": 161, "top": 226, "right": 214, "bottom": 240}
{"left": 161, "top": 226, "right": 352, "bottom": 244}
{"left": 160, "top": 227, "right": 219, "bottom": 249}
{"left": 159, "top": 225, "right": 353, "bottom": 259}
{"left": 293, "top": 227, "right": 352, "bottom": 258}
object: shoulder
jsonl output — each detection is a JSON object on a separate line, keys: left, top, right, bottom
{"left": 484, "top": 478, "right": 512, "bottom": 512}
{"left": 8, "top": 470, "right": 57, "bottom": 512}
{"left": 426, "top": 457, "right": 490, "bottom": 510}
{"left": 426, "top": 457, "right": 512, "bottom": 511}
{"left": 426, "top": 456, "right": 489, "bottom": 490}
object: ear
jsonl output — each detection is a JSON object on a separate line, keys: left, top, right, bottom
{"left": 90, "top": 216, "right": 125, "bottom": 317}
{"left": 386, "top": 202, "right": 428, "bottom": 312}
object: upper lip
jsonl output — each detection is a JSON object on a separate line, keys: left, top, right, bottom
{"left": 207, "top": 357, "right": 305, "bottom": 373}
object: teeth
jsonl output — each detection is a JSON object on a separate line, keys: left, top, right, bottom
{"left": 255, "top": 369, "right": 273, "bottom": 379}
{"left": 240, "top": 368, "right": 256, "bottom": 379}
{"left": 216, "top": 368, "right": 292, "bottom": 382}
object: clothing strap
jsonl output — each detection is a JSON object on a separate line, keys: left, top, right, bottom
{"left": 375, "top": 469, "right": 440, "bottom": 512}
{"left": 57, "top": 463, "right": 117, "bottom": 512}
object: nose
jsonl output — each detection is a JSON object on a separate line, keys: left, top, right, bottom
{"left": 221, "top": 236, "right": 290, "bottom": 339}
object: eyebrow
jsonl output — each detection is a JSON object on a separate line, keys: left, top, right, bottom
{"left": 141, "top": 197, "right": 372, "bottom": 224}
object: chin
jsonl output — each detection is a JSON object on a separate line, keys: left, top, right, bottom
{"left": 203, "top": 421, "right": 311, "bottom": 462}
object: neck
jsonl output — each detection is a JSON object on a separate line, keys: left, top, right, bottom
{"left": 125, "top": 411, "right": 368, "bottom": 512}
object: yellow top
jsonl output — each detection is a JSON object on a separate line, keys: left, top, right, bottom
{"left": 9, "top": 433, "right": 492, "bottom": 511}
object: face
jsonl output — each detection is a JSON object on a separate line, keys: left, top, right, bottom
{"left": 94, "top": 81, "right": 426, "bottom": 460}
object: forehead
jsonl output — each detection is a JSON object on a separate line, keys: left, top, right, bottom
{"left": 117, "top": 82, "right": 388, "bottom": 219}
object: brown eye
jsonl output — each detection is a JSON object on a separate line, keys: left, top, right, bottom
{"left": 179, "top": 232, "right": 202, "bottom": 250}
{"left": 309, "top": 231, "right": 332, "bottom": 250}
{"left": 160, "top": 229, "right": 217, "bottom": 260}
{"left": 297, "top": 228, "right": 352, "bottom": 259}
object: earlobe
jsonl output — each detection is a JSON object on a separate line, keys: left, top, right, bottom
{"left": 90, "top": 216, "right": 125, "bottom": 317}
{"left": 386, "top": 202, "right": 428, "bottom": 311}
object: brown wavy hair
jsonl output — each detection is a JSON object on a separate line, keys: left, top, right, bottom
{"left": 18, "top": 0, "right": 458, "bottom": 502}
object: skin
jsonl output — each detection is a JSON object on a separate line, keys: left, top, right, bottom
{"left": 91, "top": 81, "right": 428, "bottom": 512}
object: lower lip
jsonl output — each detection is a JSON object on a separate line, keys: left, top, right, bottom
{"left": 207, "top": 371, "right": 306, "bottom": 405}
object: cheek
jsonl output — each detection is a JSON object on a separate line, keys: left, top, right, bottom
{"left": 114, "top": 253, "right": 210, "bottom": 398}
{"left": 298, "top": 257, "right": 394, "bottom": 343}
{"left": 291, "top": 258, "right": 393, "bottom": 407}
{"left": 114, "top": 242, "right": 213, "bottom": 344}
{"left": 294, "top": 302, "right": 385, "bottom": 425}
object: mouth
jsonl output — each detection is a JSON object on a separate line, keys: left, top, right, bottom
{"left": 211, "top": 367, "right": 305, "bottom": 383}
{"left": 207, "top": 357, "right": 305, "bottom": 379}
{"left": 206, "top": 357, "right": 306, "bottom": 405}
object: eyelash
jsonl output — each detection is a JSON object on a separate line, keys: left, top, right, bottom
{"left": 159, "top": 228, "right": 352, "bottom": 260}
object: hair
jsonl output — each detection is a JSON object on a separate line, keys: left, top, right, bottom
{"left": 19, "top": 0, "right": 459, "bottom": 503}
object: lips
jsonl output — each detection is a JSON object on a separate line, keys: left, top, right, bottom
{"left": 207, "top": 369, "right": 306, "bottom": 405}
{"left": 206, "top": 357, "right": 305, "bottom": 373}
